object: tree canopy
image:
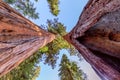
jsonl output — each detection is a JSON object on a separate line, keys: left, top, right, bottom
{"left": 47, "top": 0, "right": 60, "bottom": 16}
{"left": 59, "top": 54, "right": 86, "bottom": 80}
{"left": 3, "top": 0, "right": 39, "bottom": 19}
{"left": 39, "top": 19, "right": 78, "bottom": 68}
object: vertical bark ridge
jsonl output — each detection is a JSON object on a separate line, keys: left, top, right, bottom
{"left": 71, "top": 0, "right": 120, "bottom": 38}
{"left": 64, "top": 0, "right": 120, "bottom": 79}
{"left": 0, "top": 1, "right": 55, "bottom": 77}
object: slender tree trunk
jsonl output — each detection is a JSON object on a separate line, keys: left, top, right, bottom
{"left": 0, "top": 1, "right": 55, "bottom": 77}
{"left": 64, "top": 0, "right": 120, "bottom": 80}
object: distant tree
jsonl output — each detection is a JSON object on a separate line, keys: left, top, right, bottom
{"left": 47, "top": 0, "right": 60, "bottom": 16}
{"left": 58, "top": 54, "right": 86, "bottom": 80}
{"left": 39, "top": 19, "right": 78, "bottom": 68}
{"left": 3, "top": 0, "right": 39, "bottom": 19}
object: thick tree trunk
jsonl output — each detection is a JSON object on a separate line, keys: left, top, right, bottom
{"left": 64, "top": 0, "right": 120, "bottom": 80}
{"left": 0, "top": 1, "right": 55, "bottom": 77}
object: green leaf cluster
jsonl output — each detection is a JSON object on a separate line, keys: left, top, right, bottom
{"left": 59, "top": 54, "right": 86, "bottom": 80}
{"left": 3, "top": 0, "right": 39, "bottom": 19}
{"left": 39, "top": 19, "right": 78, "bottom": 68}
{"left": 47, "top": 0, "right": 60, "bottom": 16}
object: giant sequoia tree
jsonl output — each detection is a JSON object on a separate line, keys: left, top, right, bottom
{"left": 64, "top": 0, "right": 120, "bottom": 80}
{"left": 0, "top": 1, "right": 55, "bottom": 77}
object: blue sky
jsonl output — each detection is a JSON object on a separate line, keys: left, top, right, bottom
{"left": 30, "top": 0, "right": 101, "bottom": 80}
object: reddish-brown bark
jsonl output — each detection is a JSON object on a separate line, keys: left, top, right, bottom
{"left": 0, "top": 1, "right": 55, "bottom": 77}
{"left": 64, "top": 0, "right": 120, "bottom": 80}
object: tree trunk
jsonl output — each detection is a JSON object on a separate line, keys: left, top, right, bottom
{"left": 64, "top": 0, "right": 120, "bottom": 80}
{"left": 0, "top": 1, "right": 55, "bottom": 77}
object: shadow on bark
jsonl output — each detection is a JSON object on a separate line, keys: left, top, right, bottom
{"left": 64, "top": 0, "right": 120, "bottom": 80}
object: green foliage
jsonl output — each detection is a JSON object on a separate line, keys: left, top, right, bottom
{"left": 3, "top": 0, "right": 16, "bottom": 4}
{"left": 4, "top": 0, "right": 60, "bottom": 17}
{"left": 3, "top": 0, "right": 39, "bottom": 19}
{"left": 47, "top": 0, "right": 60, "bottom": 16}
{"left": 39, "top": 19, "right": 78, "bottom": 68}
{"left": 47, "top": 19, "right": 66, "bottom": 36}
{"left": 0, "top": 51, "right": 42, "bottom": 80}
{"left": 59, "top": 54, "right": 86, "bottom": 80}
{"left": 34, "top": 0, "right": 39, "bottom": 2}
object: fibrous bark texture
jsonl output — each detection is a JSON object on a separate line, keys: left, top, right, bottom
{"left": 0, "top": 1, "right": 55, "bottom": 77}
{"left": 64, "top": 0, "right": 120, "bottom": 80}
